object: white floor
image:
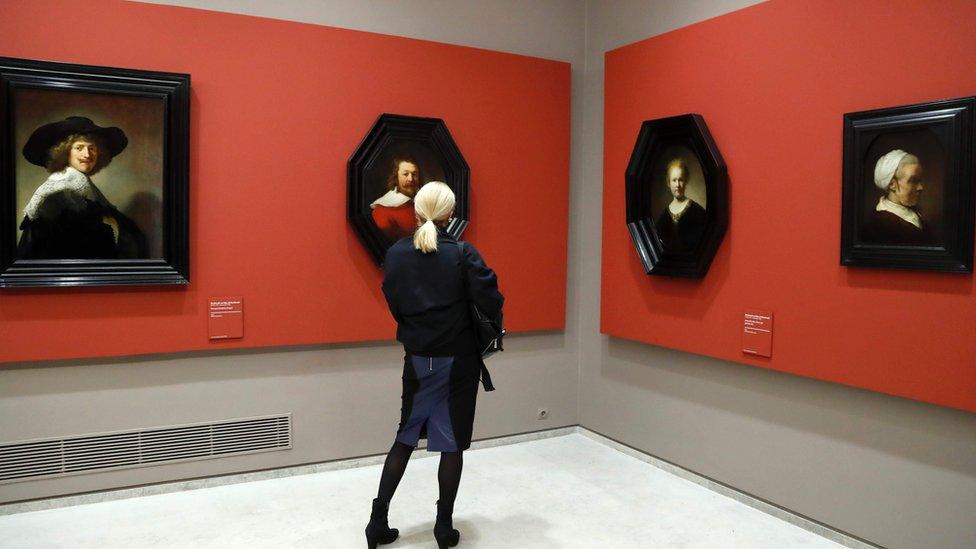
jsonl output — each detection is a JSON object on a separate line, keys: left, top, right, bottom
{"left": 0, "top": 434, "right": 843, "bottom": 548}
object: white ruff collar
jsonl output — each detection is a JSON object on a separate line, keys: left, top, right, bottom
{"left": 24, "top": 167, "right": 108, "bottom": 219}
{"left": 876, "top": 197, "right": 921, "bottom": 229}
{"left": 370, "top": 189, "right": 412, "bottom": 209}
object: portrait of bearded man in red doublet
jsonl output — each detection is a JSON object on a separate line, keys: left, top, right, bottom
{"left": 371, "top": 157, "right": 422, "bottom": 242}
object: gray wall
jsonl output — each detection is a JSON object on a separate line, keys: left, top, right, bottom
{"left": 0, "top": 0, "right": 585, "bottom": 503}
{"left": 3, "top": 2, "right": 975, "bottom": 548}
{"left": 577, "top": 2, "right": 976, "bottom": 549}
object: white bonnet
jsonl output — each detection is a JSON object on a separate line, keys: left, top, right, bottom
{"left": 873, "top": 149, "right": 911, "bottom": 190}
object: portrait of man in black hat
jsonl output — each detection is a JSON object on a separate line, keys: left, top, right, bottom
{"left": 1, "top": 57, "right": 188, "bottom": 287}
{"left": 16, "top": 116, "right": 148, "bottom": 260}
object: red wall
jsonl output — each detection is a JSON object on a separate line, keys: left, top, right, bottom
{"left": 0, "top": 0, "right": 569, "bottom": 363}
{"left": 602, "top": 0, "right": 976, "bottom": 412}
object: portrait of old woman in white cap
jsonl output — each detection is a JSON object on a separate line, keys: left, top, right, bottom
{"left": 861, "top": 149, "right": 937, "bottom": 246}
{"left": 17, "top": 116, "right": 148, "bottom": 260}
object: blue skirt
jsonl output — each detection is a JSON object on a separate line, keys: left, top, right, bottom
{"left": 395, "top": 352, "right": 480, "bottom": 452}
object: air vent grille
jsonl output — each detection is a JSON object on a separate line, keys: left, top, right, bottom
{"left": 0, "top": 414, "right": 291, "bottom": 484}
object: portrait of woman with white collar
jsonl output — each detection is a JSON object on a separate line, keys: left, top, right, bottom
{"left": 860, "top": 149, "right": 938, "bottom": 246}
{"left": 17, "top": 116, "right": 148, "bottom": 260}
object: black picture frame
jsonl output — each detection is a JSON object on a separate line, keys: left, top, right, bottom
{"left": 0, "top": 57, "right": 190, "bottom": 288}
{"left": 625, "top": 113, "right": 728, "bottom": 278}
{"left": 348, "top": 113, "right": 469, "bottom": 266}
{"left": 841, "top": 97, "right": 975, "bottom": 272}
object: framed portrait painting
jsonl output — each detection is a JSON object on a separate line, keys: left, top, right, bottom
{"left": 348, "top": 114, "right": 469, "bottom": 266}
{"left": 0, "top": 57, "right": 190, "bottom": 288}
{"left": 841, "top": 97, "right": 974, "bottom": 272}
{"left": 625, "top": 113, "right": 728, "bottom": 278}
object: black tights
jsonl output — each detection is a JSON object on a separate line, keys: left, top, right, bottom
{"left": 437, "top": 449, "right": 463, "bottom": 514}
{"left": 376, "top": 441, "right": 464, "bottom": 511}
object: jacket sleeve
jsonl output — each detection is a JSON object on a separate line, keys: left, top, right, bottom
{"left": 16, "top": 193, "right": 71, "bottom": 259}
{"left": 461, "top": 242, "right": 504, "bottom": 320}
{"left": 16, "top": 193, "right": 89, "bottom": 259}
{"left": 381, "top": 280, "right": 400, "bottom": 322}
{"left": 381, "top": 247, "right": 402, "bottom": 322}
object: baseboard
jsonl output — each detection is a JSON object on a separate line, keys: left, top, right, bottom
{"left": 0, "top": 425, "right": 576, "bottom": 516}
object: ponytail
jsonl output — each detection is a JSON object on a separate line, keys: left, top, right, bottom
{"left": 412, "top": 181, "right": 455, "bottom": 253}
{"left": 414, "top": 218, "right": 439, "bottom": 253}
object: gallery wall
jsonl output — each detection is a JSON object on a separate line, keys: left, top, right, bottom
{"left": 3, "top": 2, "right": 973, "bottom": 546}
{"left": 600, "top": 0, "right": 976, "bottom": 413}
{"left": 0, "top": 0, "right": 570, "bottom": 365}
{"left": 0, "top": 0, "right": 583, "bottom": 504}
{"left": 581, "top": 1, "right": 976, "bottom": 547}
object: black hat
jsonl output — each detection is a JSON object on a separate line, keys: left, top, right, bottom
{"left": 22, "top": 116, "right": 128, "bottom": 167}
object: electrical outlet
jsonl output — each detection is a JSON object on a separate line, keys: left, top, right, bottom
{"left": 537, "top": 408, "right": 549, "bottom": 420}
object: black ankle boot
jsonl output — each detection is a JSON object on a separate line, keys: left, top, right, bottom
{"left": 365, "top": 498, "right": 398, "bottom": 548}
{"left": 433, "top": 499, "right": 460, "bottom": 548}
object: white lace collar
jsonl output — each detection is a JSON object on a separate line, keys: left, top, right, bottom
{"left": 876, "top": 197, "right": 921, "bottom": 229}
{"left": 24, "top": 167, "right": 109, "bottom": 219}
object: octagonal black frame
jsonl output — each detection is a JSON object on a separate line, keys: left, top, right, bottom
{"left": 625, "top": 113, "right": 728, "bottom": 278}
{"left": 348, "top": 113, "right": 469, "bottom": 266}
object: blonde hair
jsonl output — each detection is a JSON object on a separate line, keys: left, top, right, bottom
{"left": 413, "top": 181, "right": 455, "bottom": 253}
{"left": 666, "top": 158, "right": 688, "bottom": 180}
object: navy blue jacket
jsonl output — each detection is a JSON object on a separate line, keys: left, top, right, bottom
{"left": 382, "top": 231, "right": 503, "bottom": 357}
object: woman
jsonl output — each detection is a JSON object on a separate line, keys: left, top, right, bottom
{"left": 861, "top": 149, "right": 936, "bottom": 245}
{"left": 366, "top": 182, "right": 504, "bottom": 548}
{"left": 654, "top": 158, "right": 706, "bottom": 252}
{"left": 17, "top": 116, "right": 147, "bottom": 259}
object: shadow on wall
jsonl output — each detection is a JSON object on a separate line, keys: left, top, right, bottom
{"left": 0, "top": 331, "right": 572, "bottom": 395}
{"left": 601, "top": 336, "right": 976, "bottom": 476}
{"left": 124, "top": 192, "right": 163, "bottom": 259}
{"left": 0, "top": 341, "right": 406, "bottom": 395}
{"left": 504, "top": 330, "right": 571, "bottom": 355}
{"left": 842, "top": 267, "right": 974, "bottom": 295}
{"left": 631, "top": 187, "right": 734, "bottom": 322}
